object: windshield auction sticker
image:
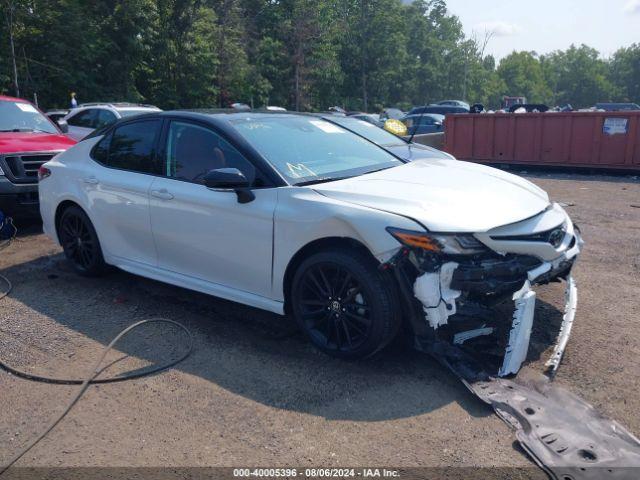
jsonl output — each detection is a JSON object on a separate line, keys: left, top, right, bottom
{"left": 15, "top": 102, "right": 39, "bottom": 113}
{"left": 310, "top": 120, "right": 345, "bottom": 134}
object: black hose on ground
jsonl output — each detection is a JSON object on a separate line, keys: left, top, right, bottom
{"left": 0, "top": 219, "right": 194, "bottom": 476}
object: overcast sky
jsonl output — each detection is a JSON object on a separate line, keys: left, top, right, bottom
{"left": 445, "top": 0, "right": 640, "bottom": 60}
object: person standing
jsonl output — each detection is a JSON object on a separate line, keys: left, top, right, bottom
{"left": 70, "top": 92, "right": 78, "bottom": 109}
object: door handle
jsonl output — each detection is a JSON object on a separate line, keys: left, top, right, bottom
{"left": 151, "top": 189, "right": 174, "bottom": 200}
{"left": 83, "top": 176, "right": 99, "bottom": 185}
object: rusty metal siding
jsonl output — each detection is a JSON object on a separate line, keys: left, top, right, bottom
{"left": 444, "top": 111, "right": 640, "bottom": 171}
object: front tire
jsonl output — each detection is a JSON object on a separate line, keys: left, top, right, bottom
{"left": 291, "top": 248, "right": 401, "bottom": 359}
{"left": 58, "top": 205, "right": 108, "bottom": 277}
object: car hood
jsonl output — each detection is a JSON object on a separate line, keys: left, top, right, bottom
{"left": 0, "top": 132, "right": 76, "bottom": 154}
{"left": 312, "top": 159, "right": 550, "bottom": 232}
{"left": 384, "top": 143, "right": 454, "bottom": 161}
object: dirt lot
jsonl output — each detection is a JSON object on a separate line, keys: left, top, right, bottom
{"left": 1, "top": 172, "right": 639, "bottom": 477}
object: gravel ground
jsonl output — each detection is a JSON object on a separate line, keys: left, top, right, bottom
{"left": 0, "top": 172, "right": 638, "bottom": 478}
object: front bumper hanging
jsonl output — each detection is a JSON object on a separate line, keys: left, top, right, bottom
{"left": 385, "top": 229, "right": 583, "bottom": 378}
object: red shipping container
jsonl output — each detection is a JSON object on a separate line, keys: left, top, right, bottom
{"left": 444, "top": 111, "right": 640, "bottom": 171}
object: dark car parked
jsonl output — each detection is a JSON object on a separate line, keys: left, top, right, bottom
{"left": 435, "top": 100, "right": 470, "bottom": 110}
{"left": 401, "top": 113, "right": 445, "bottom": 135}
{"left": 595, "top": 103, "right": 640, "bottom": 112}
{"left": 408, "top": 104, "right": 469, "bottom": 116}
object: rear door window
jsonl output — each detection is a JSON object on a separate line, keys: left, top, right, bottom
{"left": 97, "top": 120, "right": 161, "bottom": 174}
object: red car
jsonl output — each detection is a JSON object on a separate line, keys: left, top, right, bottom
{"left": 0, "top": 95, "right": 76, "bottom": 217}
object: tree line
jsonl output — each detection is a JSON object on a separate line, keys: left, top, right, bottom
{"left": 1, "top": 0, "right": 639, "bottom": 112}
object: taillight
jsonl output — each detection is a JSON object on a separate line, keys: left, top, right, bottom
{"left": 38, "top": 166, "right": 51, "bottom": 181}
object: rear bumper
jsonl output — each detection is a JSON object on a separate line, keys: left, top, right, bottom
{"left": 0, "top": 178, "right": 40, "bottom": 217}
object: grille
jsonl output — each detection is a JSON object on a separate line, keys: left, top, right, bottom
{"left": 490, "top": 227, "right": 566, "bottom": 248}
{"left": 1, "top": 153, "right": 56, "bottom": 184}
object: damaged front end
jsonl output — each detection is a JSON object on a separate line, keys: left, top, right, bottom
{"left": 384, "top": 203, "right": 583, "bottom": 377}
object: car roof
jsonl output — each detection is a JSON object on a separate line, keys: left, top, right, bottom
{"left": 404, "top": 113, "right": 444, "bottom": 119}
{"left": 0, "top": 95, "right": 30, "bottom": 103}
{"left": 160, "top": 110, "right": 304, "bottom": 122}
{"left": 595, "top": 102, "right": 639, "bottom": 108}
{"left": 79, "top": 102, "right": 160, "bottom": 110}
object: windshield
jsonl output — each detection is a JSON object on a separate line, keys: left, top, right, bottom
{"left": 231, "top": 116, "right": 402, "bottom": 185}
{"left": 324, "top": 117, "right": 405, "bottom": 147}
{"left": 0, "top": 100, "right": 58, "bottom": 134}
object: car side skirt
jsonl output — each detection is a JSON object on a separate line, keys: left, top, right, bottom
{"left": 108, "top": 254, "right": 285, "bottom": 315}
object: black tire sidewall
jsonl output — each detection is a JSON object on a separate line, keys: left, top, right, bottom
{"left": 291, "top": 249, "right": 400, "bottom": 359}
{"left": 59, "top": 206, "right": 107, "bottom": 277}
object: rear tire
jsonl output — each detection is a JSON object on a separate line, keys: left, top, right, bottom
{"left": 291, "top": 248, "right": 401, "bottom": 359}
{"left": 58, "top": 205, "right": 108, "bottom": 277}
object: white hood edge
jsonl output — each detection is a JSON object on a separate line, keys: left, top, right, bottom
{"left": 312, "top": 160, "right": 550, "bottom": 233}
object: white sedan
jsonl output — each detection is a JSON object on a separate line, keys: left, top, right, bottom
{"left": 38, "top": 112, "right": 582, "bottom": 375}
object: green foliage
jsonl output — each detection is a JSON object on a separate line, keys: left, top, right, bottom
{"left": 498, "top": 51, "right": 552, "bottom": 104}
{"left": 0, "top": 0, "right": 637, "bottom": 111}
{"left": 542, "top": 45, "right": 614, "bottom": 108}
{"left": 609, "top": 43, "right": 640, "bottom": 103}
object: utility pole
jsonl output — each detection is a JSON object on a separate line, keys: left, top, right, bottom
{"left": 462, "top": 54, "right": 468, "bottom": 100}
{"left": 360, "top": 0, "right": 368, "bottom": 112}
{"left": 4, "top": 0, "right": 20, "bottom": 97}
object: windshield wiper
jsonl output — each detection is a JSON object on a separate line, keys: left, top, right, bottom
{"left": 295, "top": 177, "right": 341, "bottom": 186}
{"left": 364, "top": 166, "right": 395, "bottom": 174}
{"left": 0, "top": 128, "right": 49, "bottom": 133}
{"left": 296, "top": 166, "right": 396, "bottom": 186}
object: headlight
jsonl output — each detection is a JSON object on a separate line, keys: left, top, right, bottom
{"left": 386, "top": 227, "right": 486, "bottom": 254}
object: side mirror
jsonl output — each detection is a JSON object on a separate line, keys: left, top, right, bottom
{"left": 57, "top": 119, "right": 69, "bottom": 133}
{"left": 203, "top": 168, "right": 255, "bottom": 204}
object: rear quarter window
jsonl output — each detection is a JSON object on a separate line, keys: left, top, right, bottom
{"left": 90, "top": 119, "right": 161, "bottom": 175}
{"left": 91, "top": 132, "right": 111, "bottom": 164}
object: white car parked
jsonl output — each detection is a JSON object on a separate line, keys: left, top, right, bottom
{"left": 62, "top": 103, "right": 161, "bottom": 141}
{"left": 38, "top": 112, "right": 582, "bottom": 375}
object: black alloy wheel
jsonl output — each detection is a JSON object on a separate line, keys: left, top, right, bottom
{"left": 291, "top": 249, "right": 401, "bottom": 359}
{"left": 58, "top": 206, "right": 108, "bottom": 276}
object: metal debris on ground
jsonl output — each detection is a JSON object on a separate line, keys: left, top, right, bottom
{"left": 423, "top": 340, "right": 640, "bottom": 480}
